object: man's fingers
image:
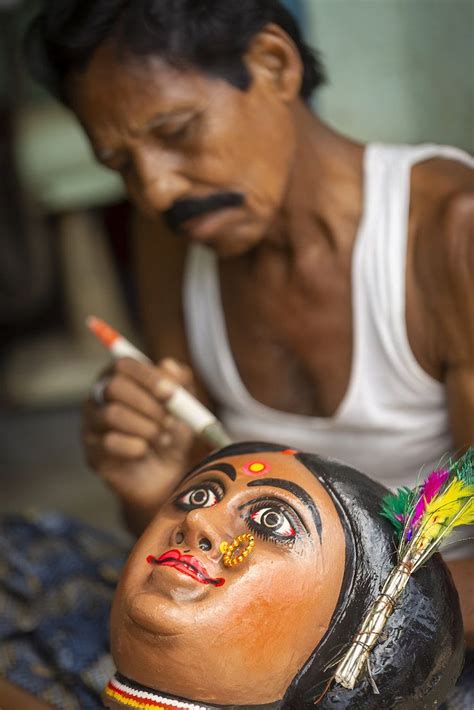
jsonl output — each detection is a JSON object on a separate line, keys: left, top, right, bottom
{"left": 105, "top": 370, "right": 166, "bottom": 418}
{"left": 114, "top": 357, "right": 169, "bottom": 397}
{"left": 89, "top": 402, "right": 160, "bottom": 441}
{"left": 151, "top": 416, "right": 193, "bottom": 456}
{"left": 83, "top": 357, "right": 198, "bottom": 479}
{"left": 84, "top": 427, "right": 148, "bottom": 460}
{"left": 159, "top": 358, "right": 194, "bottom": 388}
{"left": 114, "top": 357, "right": 195, "bottom": 403}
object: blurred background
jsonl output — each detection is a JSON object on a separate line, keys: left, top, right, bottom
{"left": 0, "top": 0, "right": 472, "bottom": 532}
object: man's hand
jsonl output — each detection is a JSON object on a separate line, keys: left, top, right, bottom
{"left": 83, "top": 357, "right": 197, "bottom": 532}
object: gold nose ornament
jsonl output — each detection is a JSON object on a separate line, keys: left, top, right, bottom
{"left": 220, "top": 533, "right": 255, "bottom": 567}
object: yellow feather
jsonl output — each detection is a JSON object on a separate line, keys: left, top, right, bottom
{"left": 419, "top": 480, "right": 474, "bottom": 543}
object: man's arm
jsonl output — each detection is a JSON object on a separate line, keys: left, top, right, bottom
{"left": 442, "top": 188, "right": 474, "bottom": 451}
{"left": 0, "top": 678, "right": 54, "bottom": 710}
{"left": 441, "top": 188, "right": 474, "bottom": 646}
{"left": 445, "top": 363, "right": 474, "bottom": 649}
{"left": 446, "top": 558, "right": 474, "bottom": 648}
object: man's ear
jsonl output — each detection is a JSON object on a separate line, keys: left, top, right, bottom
{"left": 244, "top": 23, "right": 303, "bottom": 102}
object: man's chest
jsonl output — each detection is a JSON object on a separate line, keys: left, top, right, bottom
{"left": 219, "top": 258, "right": 353, "bottom": 418}
{"left": 210, "top": 157, "right": 464, "bottom": 418}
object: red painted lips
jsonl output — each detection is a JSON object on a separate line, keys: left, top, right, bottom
{"left": 147, "top": 549, "right": 225, "bottom": 587}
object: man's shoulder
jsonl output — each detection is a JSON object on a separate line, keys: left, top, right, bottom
{"left": 410, "top": 153, "right": 473, "bottom": 368}
{"left": 412, "top": 153, "right": 473, "bottom": 253}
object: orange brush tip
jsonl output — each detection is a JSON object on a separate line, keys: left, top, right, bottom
{"left": 86, "top": 315, "right": 119, "bottom": 348}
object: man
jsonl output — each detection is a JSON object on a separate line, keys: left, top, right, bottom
{"left": 26, "top": 1, "right": 473, "bottom": 636}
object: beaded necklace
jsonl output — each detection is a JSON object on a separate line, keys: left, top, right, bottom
{"left": 104, "top": 674, "right": 212, "bottom": 710}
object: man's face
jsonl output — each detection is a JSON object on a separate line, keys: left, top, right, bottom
{"left": 111, "top": 451, "right": 346, "bottom": 706}
{"left": 70, "top": 42, "right": 297, "bottom": 257}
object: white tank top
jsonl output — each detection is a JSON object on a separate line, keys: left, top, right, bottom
{"left": 183, "top": 143, "right": 473, "bottom": 492}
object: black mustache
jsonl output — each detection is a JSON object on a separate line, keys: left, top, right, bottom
{"left": 163, "top": 192, "right": 244, "bottom": 233}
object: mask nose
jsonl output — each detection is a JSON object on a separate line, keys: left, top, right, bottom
{"left": 174, "top": 529, "right": 212, "bottom": 552}
{"left": 173, "top": 507, "right": 232, "bottom": 557}
{"left": 198, "top": 537, "right": 212, "bottom": 551}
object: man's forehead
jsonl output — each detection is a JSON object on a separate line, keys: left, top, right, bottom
{"left": 73, "top": 49, "right": 212, "bottom": 142}
{"left": 81, "top": 40, "right": 212, "bottom": 99}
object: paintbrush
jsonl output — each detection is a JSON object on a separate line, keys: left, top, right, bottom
{"left": 86, "top": 315, "right": 232, "bottom": 449}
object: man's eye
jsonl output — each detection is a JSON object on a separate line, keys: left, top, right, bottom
{"left": 175, "top": 482, "right": 223, "bottom": 510}
{"left": 159, "top": 121, "right": 193, "bottom": 143}
{"left": 249, "top": 506, "right": 296, "bottom": 540}
{"left": 165, "top": 125, "right": 188, "bottom": 139}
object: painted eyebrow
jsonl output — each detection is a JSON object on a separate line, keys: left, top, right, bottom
{"left": 247, "top": 478, "right": 323, "bottom": 541}
{"left": 182, "top": 463, "right": 237, "bottom": 484}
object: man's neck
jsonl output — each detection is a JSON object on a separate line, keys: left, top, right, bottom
{"left": 265, "top": 105, "right": 365, "bottom": 259}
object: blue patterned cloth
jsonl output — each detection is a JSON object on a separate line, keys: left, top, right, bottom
{"left": 0, "top": 512, "right": 130, "bottom": 709}
{"left": 0, "top": 512, "right": 472, "bottom": 708}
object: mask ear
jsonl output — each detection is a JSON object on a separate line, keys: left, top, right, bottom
{"left": 244, "top": 23, "right": 303, "bottom": 102}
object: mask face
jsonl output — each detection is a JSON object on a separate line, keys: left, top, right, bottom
{"left": 110, "top": 451, "right": 346, "bottom": 706}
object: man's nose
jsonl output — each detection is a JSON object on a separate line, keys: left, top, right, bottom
{"left": 132, "top": 148, "right": 190, "bottom": 214}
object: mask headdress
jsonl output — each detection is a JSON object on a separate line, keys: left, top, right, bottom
{"left": 334, "top": 447, "right": 473, "bottom": 690}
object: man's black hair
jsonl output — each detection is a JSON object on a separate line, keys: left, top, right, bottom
{"left": 191, "top": 442, "right": 464, "bottom": 709}
{"left": 25, "top": 1, "right": 326, "bottom": 103}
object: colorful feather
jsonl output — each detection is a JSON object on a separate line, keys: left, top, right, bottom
{"left": 386, "top": 448, "right": 473, "bottom": 568}
{"left": 450, "top": 447, "right": 474, "bottom": 485}
{"left": 380, "top": 487, "right": 412, "bottom": 533}
{"left": 381, "top": 448, "right": 473, "bottom": 553}
{"left": 405, "top": 468, "right": 450, "bottom": 540}
{"left": 418, "top": 479, "right": 474, "bottom": 545}
{"left": 335, "top": 447, "right": 473, "bottom": 691}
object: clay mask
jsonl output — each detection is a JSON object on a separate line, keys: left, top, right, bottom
{"left": 106, "top": 443, "right": 464, "bottom": 710}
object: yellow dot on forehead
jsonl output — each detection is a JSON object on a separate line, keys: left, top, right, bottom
{"left": 249, "top": 462, "right": 266, "bottom": 473}
{"left": 242, "top": 460, "right": 270, "bottom": 476}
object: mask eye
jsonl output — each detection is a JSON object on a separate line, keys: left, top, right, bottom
{"left": 250, "top": 506, "right": 296, "bottom": 539}
{"left": 175, "top": 481, "right": 224, "bottom": 511}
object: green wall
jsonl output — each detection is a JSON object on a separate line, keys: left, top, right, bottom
{"left": 307, "top": 0, "right": 473, "bottom": 151}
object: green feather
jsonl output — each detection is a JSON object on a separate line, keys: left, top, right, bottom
{"left": 380, "top": 487, "right": 413, "bottom": 533}
{"left": 449, "top": 447, "right": 473, "bottom": 485}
